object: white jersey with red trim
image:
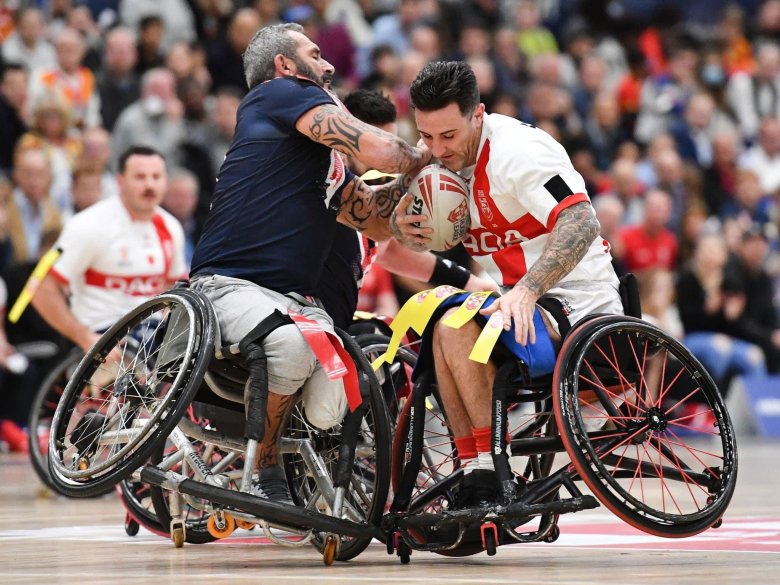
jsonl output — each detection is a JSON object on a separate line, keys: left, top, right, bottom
{"left": 50, "top": 196, "right": 186, "bottom": 331}
{"left": 460, "top": 113, "right": 621, "bottom": 325}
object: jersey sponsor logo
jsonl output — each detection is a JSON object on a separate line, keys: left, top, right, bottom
{"left": 84, "top": 270, "right": 168, "bottom": 296}
{"left": 462, "top": 228, "right": 529, "bottom": 255}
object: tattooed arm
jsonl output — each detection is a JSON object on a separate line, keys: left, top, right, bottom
{"left": 519, "top": 202, "right": 600, "bottom": 298}
{"left": 296, "top": 104, "right": 430, "bottom": 174}
{"left": 480, "top": 202, "right": 600, "bottom": 345}
{"left": 336, "top": 173, "right": 415, "bottom": 242}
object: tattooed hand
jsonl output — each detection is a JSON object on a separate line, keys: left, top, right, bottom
{"left": 390, "top": 193, "right": 432, "bottom": 252}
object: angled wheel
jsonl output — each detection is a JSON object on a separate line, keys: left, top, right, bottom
{"left": 356, "top": 334, "right": 461, "bottom": 509}
{"left": 27, "top": 348, "right": 106, "bottom": 495}
{"left": 118, "top": 479, "right": 167, "bottom": 537}
{"left": 553, "top": 315, "right": 738, "bottom": 537}
{"left": 285, "top": 331, "right": 390, "bottom": 562}
{"left": 48, "top": 292, "right": 214, "bottom": 497}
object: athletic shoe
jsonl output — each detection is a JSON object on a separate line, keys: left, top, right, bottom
{"left": 251, "top": 466, "right": 294, "bottom": 505}
{"left": 453, "top": 469, "right": 499, "bottom": 509}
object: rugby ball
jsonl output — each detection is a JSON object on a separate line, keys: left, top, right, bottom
{"left": 408, "top": 165, "right": 471, "bottom": 251}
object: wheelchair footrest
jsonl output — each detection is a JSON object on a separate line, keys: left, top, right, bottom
{"left": 140, "top": 465, "right": 383, "bottom": 540}
{"left": 397, "top": 494, "right": 599, "bottom": 533}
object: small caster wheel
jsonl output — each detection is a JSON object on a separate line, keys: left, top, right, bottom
{"left": 397, "top": 541, "right": 411, "bottom": 565}
{"left": 484, "top": 530, "right": 497, "bottom": 556}
{"left": 711, "top": 518, "right": 723, "bottom": 529}
{"left": 207, "top": 512, "right": 236, "bottom": 539}
{"left": 322, "top": 534, "right": 338, "bottom": 566}
{"left": 544, "top": 525, "right": 560, "bottom": 543}
{"left": 172, "top": 526, "right": 185, "bottom": 548}
{"left": 236, "top": 519, "right": 256, "bottom": 530}
{"left": 124, "top": 515, "right": 139, "bottom": 537}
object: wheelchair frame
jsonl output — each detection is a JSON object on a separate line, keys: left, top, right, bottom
{"left": 381, "top": 313, "right": 739, "bottom": 562}
{"left": 47, "top": 287, "right": 391, "bottom": 564}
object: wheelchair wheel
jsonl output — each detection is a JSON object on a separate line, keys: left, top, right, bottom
{"left": 27, "top": 348, "right": 111, "bottom": 495}
{"left": 285, "top": 332, "right": 390, "bottom": 562}
{"left": 118, "top": 479, "right": 167, "bottom": 537}
{"left": 48, "top": 292, "right": 214, "bottom": 497}
{"left": 356, "top": 334, "right": 459, "bottom": 509}
{"left": 553, "top": 314, "right": 738, "bottom": 537}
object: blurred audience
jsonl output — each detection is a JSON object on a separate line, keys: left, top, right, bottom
{"left": 1, "top": 0, "right": 780, "bottom": 432}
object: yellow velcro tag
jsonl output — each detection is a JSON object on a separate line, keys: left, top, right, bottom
{"left": 469, "top": 311, "right": 505, "bottom": 364}
{"left": 9, "top": 246, "right": 63, "bottom": 323}
{"left": 441, "top": 291, "right": 493, "bottom": 329}
{"left": 370, "top": 286, "right": 463, "bottom": 370}
{"left": 360, "top": 169, "right": 399, "bottom": 181}
{"left": 352, "top": 310, "right": 378, "bottom": 321}
{"left": 407, "top": 285, "right": 464, "bottom": 334}
{"left": 370, "top": 289, "right": 429, "bottom": 370}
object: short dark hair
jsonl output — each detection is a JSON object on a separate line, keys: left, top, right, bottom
{"left": 410, "top": 61, "right": 480, "bottom": 116}
{"left": 118, "top": 146, "right": 165, "bottom": 173}
{"left": 343, "top": 90, "right": 397, "bottom": 126}
{"left": 0, "top": 61, "right": 26, "bottom": 80}
{"left": 139, "top": 14, "right": 164, "bottom": 31}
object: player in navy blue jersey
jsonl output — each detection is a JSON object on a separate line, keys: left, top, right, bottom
{"left": 317, "top": 89, "right": 497, "bottom": 331}
{"left": 190, "top": 24, "right": 430, "bottom": 502}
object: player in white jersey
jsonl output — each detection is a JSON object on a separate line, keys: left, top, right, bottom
{"left": 32, "top": 146, "right": 186, "bottom": 353}
{"left": 392, "top": 61, "right": 623, "bottom": 507}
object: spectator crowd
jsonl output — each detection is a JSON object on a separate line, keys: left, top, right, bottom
{"left": 1, "top": 0, "right": 780, "bottom": 450}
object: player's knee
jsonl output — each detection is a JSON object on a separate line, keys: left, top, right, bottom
{"left": 434, "top": 308, "right": 461, "bottom": 342}
{"left": 264, "top": 325, "right": 316, "bottom": 394}
{"left": 302, "top": 372, "right": 347, "bottom": 430}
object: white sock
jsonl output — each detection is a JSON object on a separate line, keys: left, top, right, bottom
{"left": 477, "top": 452, "right": 495, "bottom": 471}
{"left": 462, "top": 457, "right": 479, "bottom": 475}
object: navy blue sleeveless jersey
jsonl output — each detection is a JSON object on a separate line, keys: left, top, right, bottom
{"left": 190, "top": 76, "right": 355, "bottom": 295}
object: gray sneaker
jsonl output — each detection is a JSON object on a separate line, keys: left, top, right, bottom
{"left": 251, "top": 466, "right": 294, "bottom": 505}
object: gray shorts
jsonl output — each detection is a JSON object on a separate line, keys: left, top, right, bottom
{"left": 191, "top": 274, "right": 347, "bottom": 429}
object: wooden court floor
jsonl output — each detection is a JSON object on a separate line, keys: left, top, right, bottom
{"left": 1, "top": 439, "right": 778, "bottom": 585}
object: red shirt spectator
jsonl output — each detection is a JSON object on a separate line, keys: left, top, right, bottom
{"left": 616, "top": 189, "right": 678, "bottom": 272}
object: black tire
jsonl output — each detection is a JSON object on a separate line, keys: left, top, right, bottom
{"left": 118, "top": 479, "right": 167, "bottom": 537}
{"left": 48, "top": 292, "right": 214, "bottom": 497}
{"left": 285, "top": 330, "right": 391, "bottom": 562}
{"left": 553, "top": 315, "right": 738, "bottom": 537}
{"left": 27, "top": 349, "right": 103, "bottom": 495}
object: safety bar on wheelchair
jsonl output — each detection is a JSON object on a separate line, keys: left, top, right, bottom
{"left": 140, "top": 465, "right": 384, "bottom": 540}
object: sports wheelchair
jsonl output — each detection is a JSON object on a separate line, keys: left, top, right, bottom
{"left": 47, "top": 286, "right": 391, "bottom": 564}
{"left": 381, "top": 276, "right": 738, "bottom": 562}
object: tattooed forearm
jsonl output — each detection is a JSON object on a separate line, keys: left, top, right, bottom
{"left": 309, "top": 105, "right": 374, "bottom": 154}
{"left": 517, "top": 202, "right": 599, "bottom": 298}
{"left": 374, "top": 172, "right": 414, "bottom": 219}
{"left": 339, "top": 173, "right": 413, "bottom": 237}
{"left": 308, "top": 106, "right": 424, "bottom": 173}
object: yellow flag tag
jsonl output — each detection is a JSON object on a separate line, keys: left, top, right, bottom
{"left": 370, "top": 288, "right": 429, "bottom": 370}
{"left": 8, "top": 246, "right": 63, "bottom": 324}
{"left": 469, "top": 311, "right": 505, "bottom": 364}
{"left": 352, "top": 310, "right": 378, "bottom": 321}
{"left": 360, "top": 169, "right": 399, "bottom": 182}
{"left": 370, "top": 286, "right": 463, "bottom": 370}
{"left": 442, "top": 291, "right": 493, "bottom": 329}
{"left": 407, "top": 285, "right": 464, "bottom": 334}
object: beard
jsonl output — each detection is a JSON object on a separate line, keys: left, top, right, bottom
{"left": 291, "top": 57, "right": 324, "bottom": 87}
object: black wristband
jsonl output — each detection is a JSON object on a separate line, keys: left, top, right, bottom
{"left": 430, "top": 256, "right": 471, "bottom": 289}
